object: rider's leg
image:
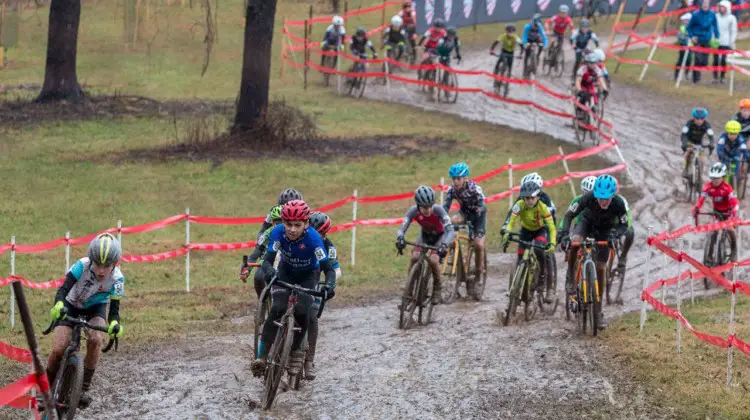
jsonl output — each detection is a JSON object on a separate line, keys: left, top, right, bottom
{"left": 253, "top": 269, "right": 266, "bottom": 299}
{"left": 566, "top": 229, "right": 584, "bottom": 294}
{"left": 305, "top": 298, "right": 321, "bottom": 379}
{"left": 397, "top": 43, "right": 405, "bottom": 61}
{"left": 46, "top": 325, "right": 73, "bottom": 381}
{"left": 80, "top": 314, "right": 106, "bottom": 408}
{"left": 472, "top": 209, "right": 487, "bottom": 277}
{"left": 288, "top": 272, "right": 316, "bottom": 375}
{"left": 618, "top": 228, "right": 634, "bottom": 272}
{"left": 428, "top": 252, "right": 443, "bottom": 304}
{"left": 320, "top": 44, "right": 328, "bottom": 66}
{"left": 682, "top": 147, "right": 693, "bottom": 177}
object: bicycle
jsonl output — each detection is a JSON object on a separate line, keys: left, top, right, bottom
{"left": 381, "top": 44, "right": 399, "bottom": 85}
{"left": 573, "top": 90, "right": 599, "bottom": 148}
{"left": 259, "top": 277, "right": 326, "bottom": 410}
{"left": 697, "top": 211, "right": 737, "bottom": 289}
{"left": 500, "top": 233, "right": 558, "bottom": 326}
{"left": 605, "top": 233, "right": 625, "bottom": 305}
{"left": 321, "top": 45, "right": 339, "bottom": 87}
{"left": 417, "top": 50, "right": 439, "bottom": 97}
{"left": 347, "top": 54, "right": 368, "bottom": 98}
{"left": 41, "top": 309, "right": 118, "bottom": 420}
{"left": 522, "top": 43, "right": 541, "bottom": 80}
{"left": 725, "top": 159, "right": 748, "bottom": 200}
{"left": 491, "top": 51, "right": 513, "bottom": 97}
{"left": 542, "top": 37, "right": 565, "bottom": 78}
{"left": 566, "top": 237, "right": 609, "bottom": 337}
{"left": 683, "top": 144, "right": 705, "bottom": 203}
{"left": 241, "top": 256, "right": 265, "bottom": 358}
{"left": 436, "top": 58, "right": 459, "bottom": 104}
{"left": 398, "top": 240, "right": 441, "bottom": 329}
{"left": 441, "top": 224, "right": 488, "bottom": 303}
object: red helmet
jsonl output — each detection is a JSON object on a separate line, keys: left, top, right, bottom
{"left": 282, "top": 200, "right": 310, "bottom": 221}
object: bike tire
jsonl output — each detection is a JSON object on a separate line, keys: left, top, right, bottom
{"left": 448, "top": 72, "right": 459, "bottom": 104}
{"left": 523, "top": 263, "right": 539, "bottom": 322}
{"left": 719, "top": 230, "right": 737, "bottom": 268}
{"left": 556, "top": 47, "right": 566, "bottom": 78}
{"left": 254, "top": 289, "right": 271, "bottom": 359}
{"left": 53, "top": 354, "right": 84, "bottom": 420}
{"left": 503, "top": 261, "right": 526, "bottom": 326}
{"left": 441, "top": 246, "right": 458, "bottom": 304}
{"left": 574, "top": 108, "right": 586, "bottom": 149}
{"left": 418, "top": 262, "right": 433, "bottom": 325}
{"left": 703, "top": 231, "right": 717, "bottom": 289}
{"left": 471, "top": 251, "right": 488, "bottom": 301}
{"left": 542, "top": 48, "right": 552, "bottom": 76}
{"left": 586, "top": 262, "right": 599, "bottom": 337}
{"left": 544, "top": 254, "right": 559, "bottom": 315}
{"left": 493, "top": 59, "right": 506, "bottom": 96}
{"left": 261, "top": 316, "right": 293, "bottom": 409}
{"left": 399, "top": 262, "right": 422, "bottom": 329}
{"left": 529, "top": 52, "right": 538, "bottom": 80}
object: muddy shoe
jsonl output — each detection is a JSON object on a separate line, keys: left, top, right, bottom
{"left": 288, "top": 350, "right": 305, "bottom": 376}
{"left": 304, "top": 361, "right": 317, "bottom": 380}
{"left": 544, "top": 287, "right": 556, "bottom": 304}
{"left": 78, "top": 393, "right": 92, "bottom": 409}
{"left": 432, "top": 287, "right": 443, "bottom": 305}
{"left": 251, "top": 358, "right": 267, "bottom": 378}
{"left": 597, "top": 313, "right": 608, "bottom": 330}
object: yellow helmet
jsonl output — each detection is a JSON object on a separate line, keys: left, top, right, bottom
{"left": 725, "top": 120, "right": 742, "bottom": 135}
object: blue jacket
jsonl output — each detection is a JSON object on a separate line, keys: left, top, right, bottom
{"left": 687, "top": 9, "right": 719, "bottom": 44}
{"left": 717, "top": 133, "right": 750, "bottom": 163}
{"left": 522, "top": 22, "right": 549, "bottom": 48}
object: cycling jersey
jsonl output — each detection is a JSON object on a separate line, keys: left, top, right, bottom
{"left": 562, "top": 192, "right": 630, "bottom": 233}
{"left": 506, "top": 198, "right": 557, "bottom": 240}
{"left": 383, "top": 26, "right": 407, "bottom": 45}
{"left": 350, "top": 36, "right": 375, "bottom": 56}
{"left": 695, "top": 181, "right": 739, "bottom": 215}
{"left": 504, "top": 191, "right": 557, "bottom": 228}
{"left": 681, "top": 119, "right": 715, "bottom": 150}
{"left": 560, "top": 194, "right": 633, "bottom": 231}
{"left": 496, "top": 33, "right": 521, "bottom": 53}
{"left": 547, "top": 15, "right": 574, "bottom": 36}
{"left": 267, "top": 225, "right": 328, "bottom": 272}
{"left": 248, "top": 225, "right": 275, "bottom": 264}
{"left": 522, "top": 22, "right": 549, "bottom": 48}
{"left": 734, "top": 112, "right": 750, "bottom": 134}
{"left": 59, "top": 258, "right": 124, "bottom": 309}
{"left": 570, "top": 29, "right": 599, "bottom": 50}
{"left": 399, "top": 9, "right": 416, "bottom": 27}
{"left": 422, "top": 27, "right": 447, "bottom": 49}
{"left": 443, "top": 180, "right": 485, "bottom": 215}
{"left": 577, "top": 65, "right": 602, "bottom": 91}
{"left": 436, "top": 36, "right": 460, "bottom": 59}
{"left": 323, "top": 25, "right": 346, "bottom": 46}
{"left": 397, "top": 204, "right": 455, "bottom": 246}
{"left": 717, "top": 133, "right": 750, "bottom": 164}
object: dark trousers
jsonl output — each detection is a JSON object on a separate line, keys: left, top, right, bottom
{"left": 713, "top": 46, "right": 732, "bottom": 80}
{"left": 693, "top": 40, "right": 710, "bottom": 83}
{"left": 675, "top": 49, "right": 693, "bottom": 81}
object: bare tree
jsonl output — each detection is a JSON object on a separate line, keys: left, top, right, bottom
{"left": 232, "top": 0, "right": 277, "bottom": 133}
{"left": 36, "top": 0, "right": 84, "bottom": 102}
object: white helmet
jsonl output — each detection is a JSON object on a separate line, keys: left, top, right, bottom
{"left": 332, "top": 15, "right": 344, "bottom": 26}
{"left": 391, "top": 15, "right": 403, "bottom": 27}
{"left": 680, "top": 12, "right": 692, "bottom": 22}
{"left": 594, "top": 48, "right": 606, "bottom": 62}
{"left": 709, "top": 162, "right": 727, "bottom": 179}
{"left": 521, "top": 172, "right": 544, "bottom": 189}
{"left": 581, "top": 176, "right": 597, "bottom": 193}
{"left": 559, "top": 4, "right": 569, "bottom": 12}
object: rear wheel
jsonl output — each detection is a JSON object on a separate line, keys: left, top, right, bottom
{"left": 54, "top": 354, "right": 84, "bottom": 420}
{"left": 399, "top": 261, "right": 422, "bottom": 329}
{"left": 441, "top": 245, "right": 458, "bottom": 304}
{"left": 503, "top": 261, "right": 526, "bottom": 326}
{"left": 543, "top": 254, "right": 559, "bottom": 315}
{"left": 439, "top": 70, "right": 459, "bottom": 104}
{"left": 574, "top": 107, "right": 588, "bottom": 148}
{"left": 703, "top": 231, "right": 717, "bottom": 289}
{"left": 254, "top": 288, "right": 272, "bottom": 359}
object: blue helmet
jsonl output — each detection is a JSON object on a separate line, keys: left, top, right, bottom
{"left": 692, "top": 107, "right": 708, "bottom": 119}
{"left": 449, "top": 162, "right": 470, "bottom": 178}
{"left": 593, "top": 175, "right": 618, "bottom": 199}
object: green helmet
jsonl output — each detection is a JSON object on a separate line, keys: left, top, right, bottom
{"left": 87, "top": 233, "right": 122, "bottom": 266}
{"left": 269, "top": 205, "right": 283, "bottom": 222}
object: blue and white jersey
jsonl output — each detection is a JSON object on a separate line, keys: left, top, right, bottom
{"left": 65, "top": 258, "right": 124, "bottom": 309}
{"left": 269, "top": 225, "right": 329, "bottom": 272}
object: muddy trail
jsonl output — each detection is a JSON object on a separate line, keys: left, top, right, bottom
{"left": 79, "top": 47, "right": 729, "bottom": 419}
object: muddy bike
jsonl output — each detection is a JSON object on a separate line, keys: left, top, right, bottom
{"left": 240, "top": 256, "right": 266, "bottom": 358}
{"left": 566, "top": 238, "right": 609, "bottom": 337}
{"left": 346, "top": 54, "right": 369, "bottom": 98}
{"left": 542, "top": 38, "right": 565, "bottom": 78}
{"left": 573, "top": 90, "right": 600, "bottom": 148}
{"left": 380, "top": 44, "right": 400, "bottom": 85}
{"left": 522, "top": 43, "right": 541, "bottom": 80}
{"left": 683, "top": 144, "right": 705, "bottom": 203}
{"left": 321, "top": 46, "right": 340, "bottom": 87}
{"left": 259, "top": 277, "right": 327, "bottom": 410}
{"left": 697, "top": 211, "right": 737, "bottom": 290}
{"left": 436, "top": 59, "right": 459, "bottom": 104}
{"left": 605, "top": 232, "right": 627, "bottom": 305}
{"left": 441, "top": 224, "right": 488, "bottom": 303}
{"left": 41, "top": 309, "right": 119, "bottom": 420}
{"left": 404, "top": 28, "right": 418, "bottom": 65}
{"left": 500, "top": 233, "right": 558, "bottom": 326}
{"left": 417, "top": 50, "right": 439, "bottom": 96}
{"left": 397, "top": 241, "right": 442, "bottom": 329}
{"left": 491, "top": 51, "right": 514, "bottom": 97}
{"left": 725, "top": 160, "right": 749, "bottom": 201}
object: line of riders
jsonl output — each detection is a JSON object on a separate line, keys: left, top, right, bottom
{"left": 320, "top": 2, "right": 609, "bottom": 108}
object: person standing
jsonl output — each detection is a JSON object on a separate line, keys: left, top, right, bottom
{"left": 687, "top": 0, "right": 719, "bottom": 84}
{"left": 714, "top": 0, "right": 738, "bottom": 84}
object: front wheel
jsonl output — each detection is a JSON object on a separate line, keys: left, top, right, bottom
{"left": 53, "top": 354, "right": 84, "bottom": 420}
{"left": 399, "top": 261, "right": 422, "bottom": 329}
{"left": 417, "top": 262, "right": 434, "bottom": 326}
{"left": 503, "top": 260, "right": 526, "bottom": 326}
{"left": 438, "top": 70, "right": 459, "bottom": 104}
{"left": 585, "top": 262, "right": 599, "bottom": 337}
{"left": 261, "top": 315, "right": 294, "bottom": 410}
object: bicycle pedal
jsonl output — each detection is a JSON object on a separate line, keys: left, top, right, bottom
{"left": 292, "top": 327, "right": 302, "bottom": 332}
{"left": 273, "top": 321, "right": 284, "bottom": 327}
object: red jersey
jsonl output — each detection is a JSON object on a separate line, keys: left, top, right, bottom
{"left": 695, "top": 181, "right": 739, "bottom": 215}
{"left": 546, "top": 15, "right": 574, "bottom": 36}
{"left": 423, "top": 27, "right": 447, "bottom": 49}
{"left": 577, "top": 65, "right": 602, "bottom": 92}
{"left": 399, "top": 9, "right": 416, "bottom": 26}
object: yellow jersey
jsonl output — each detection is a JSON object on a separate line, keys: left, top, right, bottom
{"left": 507, "top": 198, "right": 556, "bottom": 242}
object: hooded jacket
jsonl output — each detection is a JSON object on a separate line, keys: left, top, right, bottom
{"left": 687, "top": 7, "right": 720, "bottom": 44}
{"left": 716, "top": 0, "right": 738, "bottom": 48}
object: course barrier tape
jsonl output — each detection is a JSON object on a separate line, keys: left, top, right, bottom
{"left": 0, "top": 276, "right": 65, "bottom": 290}
{"left": 0, "top": 341, "right": 32, "bottom": 364}
{"left": 0, "top": 374, "right": 40, "bottom": 410}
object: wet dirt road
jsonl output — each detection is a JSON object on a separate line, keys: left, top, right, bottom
{"left": 80, "top": 45, "right": 731, "bottom": 419}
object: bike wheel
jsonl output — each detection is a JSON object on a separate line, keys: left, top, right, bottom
{"left": 574, "top": 108, "right": 587, "bottom": 148}
{"left": 447, "top": 72, "right": 459, "bottom": 104}
{"left": 254, "top": 289, "right": 271, "bottom": 359}
{"left": 323, "top": 56, "right": 332, "bottom": 87}
{"left": 556, "top": 47, "right": 566, "bottom": 78}
{"left": 740, "top": 168, "right": 748, "bottom": 200}
{"left": 493, "top": 60, "right": 506, "bottom": 95}
{"left": 703, "top": 232, "right": 717, "bottom": 289}
{"left": 418, "top": 263, "right": 434, "bottom": 325}
{"left": 53, "top": 354, "right": 84, "bottom": 420}
{"left": 529, "top": 52, "right": 538, "bottom": 80}
{"left": 441, "top": 246, "right": 458, "bottom": 304}
{"left": 586, "top": 263, "right": 599, "bottom": 337}
{"left": 542, "top": 48, "right": 552, "bottom": 76}
{"left": 523, "top": 264, "right": 540, "bottom": 322}
{"left": 261, "top": 316, "right": 294, "bottom": 409}
{"left": 718, "top": 230, "right": 737, "bottom": 268}
{"left": 544, "top": 254, "right": 559, "bottom": 315}
{"left": 399, "top": 262, "right": 422, "bottom": 329}
{"left": 471, "top": 251, "right": 488, "bottom": 301}
{"left": 503, "top": 261, "right": 526, "bottom": 326}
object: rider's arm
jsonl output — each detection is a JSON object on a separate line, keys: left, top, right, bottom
{"left": 55, "top": 259, "right": 84, "bottom": 303}
{"left": 680, "top": 123, "right": 690, "bottom": 151}
{"left": 435, "top": 206, "right": 456, "bottom": 247}
{"left": 506, "top": 200, "right": 522, "bottom": 232}
{"left": 397, "top": 206, "right": 419, "bottom": 238}
{"left": 455, "top": 38, "right": 462, "bottom": 60}
{"left": 319, "top": 259, "right": 336, "bottom": 290}
{"left": 418, "top": 30, "right": 429, "bottom": 46}
{"left": 106, "top": 271, "right": 125, "bottom": 323}
{"left": 562, "top": 193, "right": 591, "bottom": 230}
{"left": 521, "top": 24, "right": 530, "bottom": 45}
{"left": 598, "top": 74, "right": 609, "bottom": 91}
{"left": 256, "top": 215, "right": 272, "bottom": 241}
{"left": 591, "top": 32, "right": 600, "bottom": 47}
{"left": 694, "top": 187, "right": 708, "bottom": 211}
{"left": 717, "top": 135, "right": 727, "bottom": 160}
{"left": 367, "top": 40, "right": 377, "bottom": 56}
{"left": 501, "top": 206, "right": 513, "bottom": 230}
{"left": 490, "top": 39, "right": 500, "bottom": 52}
{"left": 543, "top": 203, "right": 557, "bottom": 245}
{"left": 442, "top": 188, "right": 454, "bottom": 213}
{"left": 559, "top": 196, "right": 581, "bottom": 229}
{"left": 570, "top": 29, "right": 579, "bottom": 44}
{"left": 107, "top": 300, "right": 120, "bottom": 323}
{"left": 539, "top": 24, "right": 549, "bottom": 48}
{"left": 541, "top": 192, "right": 557, "bottom": 225}
{"left": 324, "top": 239, "right": 342, "bottom": 282}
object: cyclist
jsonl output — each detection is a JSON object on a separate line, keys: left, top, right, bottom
{"left": 716, "top": 120, "right": 749, "bottom": 181}
{"left": 692, "top": 163, "right": 739, "bottom": 244}
{"left": 443, "top": 162, "right": 486, "bottom": 286}
{"left": 320, "top": 15, "right": 346, "bottom": 67}
{"left": 546, "top": 5, "right": 575, "bottom": 50}
{"left": 558, "top": 176, "right": 597, "bottom": 232}
{"left": 46, "top": 233, "right": 124, "bottom": 409}
{"left": 396, "top": 185, "right": 455, "bottom": 304}
{"left": 675, "top": 13, "right": 693, "bottom": 82}
{"left": 501, "top": 181, "right": 557, "bottom": 302}
{"left": 349, "top": 27, "right": 378, "bottom": 60}
{"left": 305, "top": 212, "right": 341, "bottom": 380}
{"left": 383, "top": 15, "right": 408, "bottom": 61}
{"left": 570, "top": 19, "right": 600, "bottom": 79}
{"left": 558, "top": 175, "right": 630, "bottom": 330}
{"left": 501, "top": 172, "right": 557, "bottom": 231}
{"left": 521, "top": 14, "right": 549, "bottom": 69}
{"left": 489, "top": 24, "right": 522, "bottom": 78}
{"left": 593, "top": 48, "right": 610, "bottom": 87}
{"left": 734, "top": 98, "right": 750, "bottom": 134}
{"left": 418, "top": 18, "right": 447, "bottom": 56}
{"left": 575, "top": 52, "right": 609, "bottom": 113}
{"left": 681, "top": 107, "right": 715, "bottom": 178}
{"left": 257, "top": 188, "right": 303, "bottom": 241}
{"left": 436, "top": 26, "right": 462, "bottom": 67}
{"left": 252, "top": 200, "right": 336, "bottom": 378}
{"left": 241, "top": 205, "right": 283, "bottom": 298}
{"left": 399, "top": 1, "right": 418, "bottom": 52}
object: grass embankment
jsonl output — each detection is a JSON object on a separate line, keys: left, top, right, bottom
{"left": 0, "top": 0, "right": 615, "bottom": 384}
{"left": 606, "top": 291, "right": 750, "bottom": 418}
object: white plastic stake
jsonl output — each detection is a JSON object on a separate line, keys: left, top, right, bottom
{"left": 351, "top": 190, "right": 358, "bottom": 267}
{"left": 729, "top": 65, "right": 735, "bottom": 96}
{"left": 738, "top": 211, "right": 743, "bottom": 261}
{"left": 638, "top": 36, "right": 661, "bottom": 81}
{"left": 676, "top": 240, "right": 683, "bottom": 354}
{"left": 727, "top": 263, "right": 738, "bottom": 387}
{"left": 185, "top": 208, "right": 191, "bottom": 293}
{"left": 439, "top": 177, "right": 445, "bottom": 205}
{"left": 10, "top": 236, "right": 15, "bottom": 329}
{"left": 613, "top": 143, "right": 634, "bottom": 181}
{"left": 661, "top": 221, "right": 668, "bottom": 303}
{"left": 64, "top": 232, "right": 71, "bottom": 273}
{"left": 532, "top": 82, "right": 538, "bottom": 133}
{"left": 675, "top": 43, "right": 691, "bottom": 88}
{"left": 508, "top": 158, "right": 513, "bottom": 208}
{"left": 688, "top": 237, "right": 695, "bottom": 304}
{"left": 385, "top": 61, "right": 391, "bottom": 100}
{"left": 117, "top": 220, "right": 122, "bottom": 244}
{"left": 336, "top": 51, "right": 342, "bottom": 95}
{"left": 639, "top": 225, "right": 653, "bottom": 334}
{"left": 558, "top": 146, "right": 577, "bottom": 198}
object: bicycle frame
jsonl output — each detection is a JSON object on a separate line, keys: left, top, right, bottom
{"left": 572, "top": 239, "right": 609, "bottom": 305}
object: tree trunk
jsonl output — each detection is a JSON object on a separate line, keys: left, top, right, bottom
{"left": 331, "top": 0, "right": 340, "bottom": 13}
{"left": 36, "top": 0, "right": 84, "bottom": 102}
{"left": 232, "top": 0, "right": 277, "bottom": 134}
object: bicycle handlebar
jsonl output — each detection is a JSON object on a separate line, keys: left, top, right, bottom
{"left": 268, "top": 276, "right": 329, "bottom": 318}
{"left": 42, "top": 309, "right": 119, "bottom": 353}
{"left": 502, "top": 232, "right": 550, "bottom": 252}
{"left": 570, "top": 239, "right": 610, "bottom": 247}
{"left": 695, "top": 211, "right": 731, "bottom": 225}
{"left": 401, "top": 240, "right": 440, "bottom": 251}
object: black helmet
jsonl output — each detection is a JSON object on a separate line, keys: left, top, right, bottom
{"left": 278, "top": 188, "right": 303, "bottom": 205}
{"left": 414, "top": 185, "right": 436, "bottom": 207}
{"left": 446, "top": 26, "right": 457, "bottom": 35}
{"left": 308, "top": 211, "right": 332, "bottom": 235}
{"left": 519, "top": 181, "right": 541, "bottom": 198}
{"left": 356, "top": 26, "right": 366, "bottom": 36}
{"left": 434, "top": 18, "right": 445, "bottom": 28}
{"left": 506, "top": 24, "right": 516, "bottom": 32}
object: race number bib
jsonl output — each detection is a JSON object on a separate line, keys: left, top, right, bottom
{"left": 314, "top": 247, "right": 326, "bottom": 261}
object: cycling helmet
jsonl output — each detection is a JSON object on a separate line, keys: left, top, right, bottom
{"left": 269, "top": 205, "right": 283, "bottom": 222}
{"left": 355, "top": 26, "right": 367, "bottom": 37}
{"left": 449, "top": 162, "right": 470, "bottom": 178}
{"left": 593, "top": 175, "right": 618, "bottom": 199}
{"left": 594, "top": 48, "right": 606, "bottom": 62}
{"left": 692, "top": 107, "right": 709, "bottom": 119}
{"left": 282, "top": 200, "right": 310, "bottom": 222}
{"left": 581, "top": 176, "right": 597, "bottom": 194}
{"left": 434, "top": 18, "right": 445, "bottom": 28}
{"left": 506, "top": 24, "right": 516, "bottom": 32}
{"left": 709, "top": 162, "right": 728, "bottom": 178}
{"left": 446, "top": 26, "right": 457, "bottom": 36}
{"left": 414, "top": 185, "right": 436, "bottom": 206}
{"left": 584, "top": 52, "right": 598, "bottom": 63}
{"left": 521, "top": 172, "right": 544, "bottom": 189}
{"left": 519, "top": 181, "right": 542, "bottom": 198}
{"left": 580, "top": 19, "right": 591, "bottom": 28}
{"left": 88, "top": 233, "right": 122, "bottom": 266}
{"left": 309, "top": 212, "right": 332, "bottom": 235}
{"left": 740, "top": 98, "right": 750, "bottom": 109}
{"left": 403, "top": 1, "right": 412, "bottom": 7}
{"left": 559, "top": 4, "right": 570, "bottom": 12}
{"left": 680, "top": 12, "right": 692, "bottom": 22}
{"left": 532, "top": 13, "right": 542, "bottom": 23}
{"left": 332, "top": 15, "right": 344, "bottom": 26}
{"left": 726, "top": 120, "right": 742, "bottom": 134}
{"left": 278, "top": 188, "right": 303, "bottom": 205}
{"left": 391, "top": 15, "right": 403, "bottom": 27}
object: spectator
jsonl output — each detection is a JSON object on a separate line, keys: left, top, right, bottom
{"left": 675, "top": 13, "right": 694, "bottom": 81}
{"left": 714, "top": 0, "right": 737, "bottom": 84}
{"left": 687, "top": 0, "right": 719, "bottom": 84}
